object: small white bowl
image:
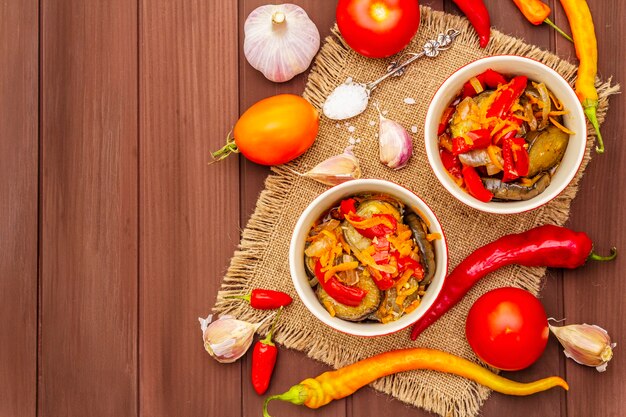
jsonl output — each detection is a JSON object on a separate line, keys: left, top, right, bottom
{"left": 424, "top": 55, "right": 587, "bottom": 214}
{"left": 289, "top": 179, "right": 448, "bottom": 337}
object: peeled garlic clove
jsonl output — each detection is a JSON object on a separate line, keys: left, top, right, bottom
{"left": 198, "top": 313, "right": 275, "bottom": 363}
{"left": 549, "top": 322, "right": 616, "bottom": 372}
{"left": 244, "top": 4, "right": 320, "bottom": 83}
{"left": 376, "top": 107, "right": 413, "bottom": 170}
{"left": 289, "top": 146, "right": 361, "bottom": 186}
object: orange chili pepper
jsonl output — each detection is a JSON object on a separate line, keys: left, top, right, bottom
{"left": 512, "top": 0, "right": 573, "bottom": 42}
{"left": 559, "top": 0, "right": 604, "bottom": 153}
{"left": 262, "top": 348, "right": 568, "bottom": 416}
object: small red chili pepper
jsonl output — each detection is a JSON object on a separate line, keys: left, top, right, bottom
{"left": 462, "top": 69, "right": 508, "bottom": 98}
{"left": 315, "top": 261, "right": 367, "bottom": 306}
{"left": 440, "top": 148, "right": 463, "bottom": 179}
{"left": 438, "top": 106, "right": 456, "bottom": 135}
{"left": 451, "top": 129, "right": 492, "bottom": 155}
{"left": 339, "top": 198, "right": 357, "bottom": 217}
{"left": 355, "top": 214, "right": 397, "bottom": 239}
{"left": 462, "top": 165, "right": 493, "bottom": 202}
{"left": 252, "top": 307, "right": 283, "bottom": 395}
{"left": 452, "top": 0, "right": 491, "bottom": 48}
{"left": 226, "top": 289, "right": 293, "bottom": 310}
{"left": 486, "top": 76, "right": 528, "bottom": 119}
{"left": 410, "top": 225, "right": 617, "bottom": 340}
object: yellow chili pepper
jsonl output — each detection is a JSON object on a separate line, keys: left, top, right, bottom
{"left": 559, "top": 0, "right": 604, "bottom": 153}
{"left": 512, "top": 0, "right": 573, "bottom": 42}
{"left": 262, "top": 348, "right": 568, "bottom": 416}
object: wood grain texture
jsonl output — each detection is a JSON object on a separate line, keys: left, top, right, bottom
{"left": 39, "top": 0, "right": 138, "bottom": 415}
{"left": 138, "top": 1, "right": 241, "bottom": 417}
{"left": 0, "top": 1, "right": 38, "bottom": 416}
{"left": 554, "top": 1, "right": 626, "bottom": 416}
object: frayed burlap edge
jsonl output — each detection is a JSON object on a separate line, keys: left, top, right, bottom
{"left": 214, "top": 6, "right": 619, "bottom": 417}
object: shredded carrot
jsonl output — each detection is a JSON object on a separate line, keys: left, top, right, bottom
{"left": 345, "top": 214, "right": 394, "bottom": 230}
{"left": 426, "top": 232, "right": 442, "bottom": 242}
{"left": 548, "top": 110, "right": 569, "bottom": 116}
{"left": 395, "top": 269, "right": 413, "bottom": 290}
{"left": 487, "top": 145, "right": 504, "bottom": 170}
{"left": 549, "top": 117, "right": 575, "bottom": 135}
{"left": 322, "top": 300, "right": 336, "bottom": 317}
{"left": 323, "top": 261, "right": 359, "bottom": 283}
{"left": 404, "top": 299, "right": 421, "bottom": 314}
{"left": 548, "top": 90, "right": 563, "bottom": 110}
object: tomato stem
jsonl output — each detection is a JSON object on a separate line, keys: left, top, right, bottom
{"left": 209, "top": 131, "right": 239, "bottom": 164}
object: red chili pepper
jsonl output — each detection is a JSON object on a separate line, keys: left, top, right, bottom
{"left": 452, "top": 0, "right": 491, "bottom": 48}
{"left": 438, "top": 106, "right": 456, "bottom": 135}
{"left": 251, "top": 307, "right": 283, "bottom": 395}
{"left": 315, "top": 261, "right": 367, "bottom": 306}
{"left": 462, "top": 165, "right": 493, "bottom": 202}
{"left": 451, "top": 129, "right": 492, "bottom": 155}
{"left": 486, "top": 76, "right": 528, "bottom": 119}
{"left": 440, "top": 148, "right": 463, "bottom": 179}
{"left": 339, "top": 198, "right": 357, "bottom": 217}
{"left": 226, "top": 289, "right": 293, "bottom": 310}
{"left": 461, "top": 69, "right": 508, "bottom": 98}
{"left": 410, "top": 225, "right": 617, "bottom": 340}
{"left": 355, "top": 214, "right": 397, "bottom": 239}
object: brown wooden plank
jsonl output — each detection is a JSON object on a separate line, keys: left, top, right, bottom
{"left": 0, "top": 1, "right": 38, "bottom": 416}
{"left": 553, "top": 1, "right": 626, "bottom": 417}
{"left": 138, "top": 1, "right": 241, "bottom": 416}
{"left": 237, "top": 2, "right": 345, "bottom": 417}
{"left": 39, "top": 0, "right": 138, "bottom": 415}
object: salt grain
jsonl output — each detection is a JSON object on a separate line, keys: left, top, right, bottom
{"left": 348, "top": 137, "right": 356, "bottom": 145}
{"left": 335, "top": 123, "right": 340, "bottom": 128}
{"left": 382, "top": 110, "right": 389, "bottom": 116}
{"left": 356, "top": 139, "right": 361, "bottom": 143}
{"left": 348, "top": 126, "right": 356, "bottom": 133}
{"left": 411, "top": 126, "right": 418, "bottom": 133}
{"left": 369, "top": 120, "right": 376, "bottom": 126}
{"left": 404, "top": 97, "right": 416, "bottom": 105}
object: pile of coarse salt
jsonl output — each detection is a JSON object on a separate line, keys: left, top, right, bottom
{"left": 323, "top": 77, "right": 369, "bottom": 120}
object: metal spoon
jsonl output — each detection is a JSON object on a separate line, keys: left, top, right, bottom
{"left": 322, "top": 29, "right": 461, "bottom": 121}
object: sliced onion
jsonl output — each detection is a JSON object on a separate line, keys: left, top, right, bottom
{"left": 533, "top": 82, "right": 551, "bottom": 129}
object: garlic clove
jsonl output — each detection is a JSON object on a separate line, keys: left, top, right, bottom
{"left": 549, "top": 322, "right": 616, "bottom": 372}
{"left": 198, "top": 312, "right": 275, "bottom": 363}
{"left": 288, "top": 146, "right": 361, "bottom": 186}
{"left": 376, "top": 106, "right": 413, "bottom": 170}
{"left": 244, "top": 4, "right": 320, "bottom": 83}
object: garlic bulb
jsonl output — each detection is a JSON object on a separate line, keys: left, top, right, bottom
{"left": 287, "top": 146, "right": 361, "bottom": 186}
{"left": 244, "top": 4, "right": 320, "bottom": 83}
{"left": 375, "top": 105, "right": 413, "bottom": 170}
{"left": 549, "top": 322, "right": 616, "bottom": 372}
{"left": 198, "top": 313, "right": 275, "bottom": 363}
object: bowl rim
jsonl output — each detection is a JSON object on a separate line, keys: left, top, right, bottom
{"left": 424, "top": 54, "right": 587, "bottom": 215}
{"left": 288, "top": 178, "right": 449, "bottom": 337}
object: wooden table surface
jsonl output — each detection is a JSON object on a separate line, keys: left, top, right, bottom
{"left": 1, "top": 1, "right": 624, "bottom": 416}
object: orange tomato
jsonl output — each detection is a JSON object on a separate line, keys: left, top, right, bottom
{"left": 233, "top": 94, "right": 319, "bottom": 166}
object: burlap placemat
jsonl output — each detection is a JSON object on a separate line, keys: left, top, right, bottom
{"left": 214, "top": 6, "right": 617, "bottom": 417}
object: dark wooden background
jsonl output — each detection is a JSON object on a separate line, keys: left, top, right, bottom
{"left": 1, "top": 0, "right": 623, "bottom": 416}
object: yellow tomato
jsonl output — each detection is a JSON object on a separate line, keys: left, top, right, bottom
{"left": 233, "top": 94, "right": 319, "bottom": 166}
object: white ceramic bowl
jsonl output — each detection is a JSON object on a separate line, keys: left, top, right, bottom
{"left": 424, "top": 55, "right": 587, "bottom": 214}
{"left": 289, "top": 179, "right": 448, "bottom": 337}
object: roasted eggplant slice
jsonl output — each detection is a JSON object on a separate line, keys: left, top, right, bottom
{"left": 405, "top": 212, "right": 436, "bottom": 284}
{"left": 482, "top": 173, "right": 551, "bottom": 201}
{"left": 316, "top": 272, "right": 381, "bottom": 321}
{"left": 527, "top": 125, "right": 569, "bottom": 177}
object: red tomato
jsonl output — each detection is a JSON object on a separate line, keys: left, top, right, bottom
{"left": 336, "top": 0, "right": 420, "bottom": 58}
{"left": 465, "top": 287, "right": 549, "bottom": 371}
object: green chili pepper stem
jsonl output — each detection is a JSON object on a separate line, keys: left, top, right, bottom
{"left": 209, "top": 131, "right": 239, "bottom": 164}
{"left": 261, "top": 306, "right": 283, "bottom": 346}
{"left": 263, "top": 384, "right": 308, "bottom": 417}
{"left": 582, "top": 100, "right": 605, "bottom": 154}
{"left": 223, "top": 293, "right": 252, "bottom": 303}
{"left": 544, "top": 18, "right": 574, "bottom": 43}
{"left": 589, "top": 247, "right": 617, "bottom": 262}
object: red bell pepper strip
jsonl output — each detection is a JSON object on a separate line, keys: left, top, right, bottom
{"left": 501, "top": 136, "right": 529, "bottom": 182}
{"left": 370, "top": 268, "right": 395, "bottom": 291}
{"left": 486, "top": 76, "right": 528, "bottom": 119}
{"left": 339, "top": 198, "right": 357, "bottom": 217}
{"left": 452, "top": 0, "right": 491, "bottom": 48}
{"left": 451, "top": 129, "right": 492, "bottom": 155}
{"left": 251, "top": 307, "right": 283, "bottom": 395}
{"left": 440, "top": 148, "right": 463, "bottom": 179}
{"left": 461, "top": 69, "right": 508, "bottom": 98}
{"left": 438, "top": 106, "right": 456, "bottom": 135}
{"left": 355, "top": 214, "right": 397, "bottom": 239}
{"left": 315, "top": 261, "right": 366, "bottom": 307}
{"left": 462, "top": 165, "right": 493, "bottom": 202}
{"left": 397, "top": 256, "right": 425, "bottom": 280}
{"left": 410, "top": 225, "right": 617, "bottom": 340}
{"left": 226, "top": 289, "right": 293, "bottom": 310}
